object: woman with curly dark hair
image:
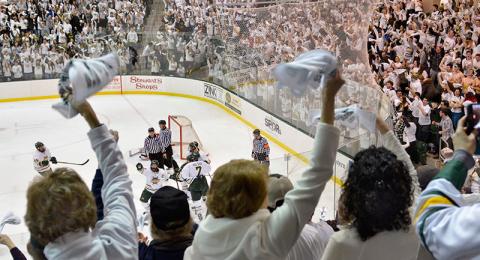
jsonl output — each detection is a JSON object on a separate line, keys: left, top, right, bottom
{"left": 322, "top": 117, "right": 424, "bottom": 260}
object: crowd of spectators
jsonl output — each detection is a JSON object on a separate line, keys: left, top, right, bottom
{"left": 4, "top": 65, "right": 480, "bottom": 260}
{"left": 0, "top": 0, "right": 148, "bottom": 81}
{"left": 369, "top": 0, "right": 480, "bottom": 164}
{"left": 5, "top": 0, "right": 480, "bottom": 258}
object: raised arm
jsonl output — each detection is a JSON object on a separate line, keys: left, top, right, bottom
{"left": 415, "top": 117, "right": 480, "bottom": 259}
{"left": 76, "top": 102, "right": 137, "bottom": 259}
{"left": 261, "top": 72, "right": 343, "bottom": 258}
{"left": 377, "top": 117, "right": 421, "bottom": 207}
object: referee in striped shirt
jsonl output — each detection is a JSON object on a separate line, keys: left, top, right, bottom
{"left": 252, "top": 129, "right": 270, "bottom": 167}
{"left": 144, "top": 127, "right": 163, "bottom": 168}
{"left": 159, "top": 120, "right": 179, "bottom": 170}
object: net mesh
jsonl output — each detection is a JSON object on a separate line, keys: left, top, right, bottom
{"left": 168, "top": 115, "right": 204, "bottom": 160}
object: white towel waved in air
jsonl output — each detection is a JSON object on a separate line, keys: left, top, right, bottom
{"left": 53, "top": 53, "right": 120, "bottom": 118}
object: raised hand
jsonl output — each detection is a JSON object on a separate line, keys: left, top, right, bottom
{"left": 453, "top": 116, "right": 477, "bottom": 155}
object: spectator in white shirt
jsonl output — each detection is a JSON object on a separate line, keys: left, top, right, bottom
{"left": 34, "top": 59, "right": 44, "bottom": 80}
{"left": 44, "top": 60, "right": 54, "bottom": 79}
{"left": 151, "top": 56, "right": 160, "bottom": 75}
{"left": 410, "top": 92, "right": 421, "bottom": 124}
{"left": 402, "top": 116, "right": 418, "bottom": 164}
{"left": 127, "top": 27, "right": 138, "bottom": 44}
{"left": 417, "top": 97, "right": 431, "bottom": 143}
{"left": 449, "top": 88, "right": 465, "bottom": 129}
{"left": 12, "top": 61, "right": 23, "bottom": 80}
{"left": 142, "top": 42, "right": 154, "bottom": 70}
{"left": 3, "top": 61, "right": 12, "bottom": 81}
{"left": 23, "top": 56, "right": 33, "bottom": 80}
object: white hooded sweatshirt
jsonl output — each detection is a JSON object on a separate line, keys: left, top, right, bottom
{"left": 184, "top": 123, "right": 340, "bottom": 260}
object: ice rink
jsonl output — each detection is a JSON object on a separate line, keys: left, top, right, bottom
{"left": 0, "top": 94, "right": 336, "bottom": 259}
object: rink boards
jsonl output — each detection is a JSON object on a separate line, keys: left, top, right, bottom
{"left": 0, "top": 76, "right": 351, "bottom": 215}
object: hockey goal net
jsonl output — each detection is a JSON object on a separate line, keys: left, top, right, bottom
{"left": 168, "top": 115, "right": 204, "bottom": 160}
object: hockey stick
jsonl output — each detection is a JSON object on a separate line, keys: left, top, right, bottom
{"left": 57, "top": 159, "right": 90, "bottom": 166}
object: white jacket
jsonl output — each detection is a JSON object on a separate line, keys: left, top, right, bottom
{"left": 183, "top": 123, "right": 340, "bottom": 260}
{"left": 43, "top": 125, "right": 138, "bottom": 259}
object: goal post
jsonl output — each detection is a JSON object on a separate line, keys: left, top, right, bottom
{"left": 168, "top": 115, "right": 204, "bottom": 160}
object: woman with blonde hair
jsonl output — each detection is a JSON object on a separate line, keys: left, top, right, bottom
{"left": 183, "top": 73, "right": 344, "bottom": 260}
{"left": 25, "top": 101, "right": 138, "bottom": 259}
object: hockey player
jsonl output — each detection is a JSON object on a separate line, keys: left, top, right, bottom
{"left": 139, "top": 160, "right": 169, "bottom": 211}
{"left": 33, "top": 142, "right": 57, "bottom": 176}
{"left": 186, "top": 141, "right": 210, "bottom": 163}
{"left": 252, "top": 129, "right": 270, "bottom": 167}
{"left": 180, "top": 152, "right": 211, "bottom": 221}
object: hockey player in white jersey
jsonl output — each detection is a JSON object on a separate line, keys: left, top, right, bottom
{"left": 180, "top": 152, "right": 211, "bottom": 221}
{"left": 186, "top": 141, "right": 210, "bottom": 163}
{"left": 139, "top": 160, "right": 169, "bottom": 210}
{"left": 33, "top": 142, "right": 57, "bottom": 176}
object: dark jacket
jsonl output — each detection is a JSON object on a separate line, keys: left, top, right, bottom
{"left": 138, "top": 238, "right": 193, "bottom": 260}
{"left": 91, "top": 169, "right": 104, "bottom": 221}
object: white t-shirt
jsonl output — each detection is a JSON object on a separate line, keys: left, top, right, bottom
{"left": 410, "top": 80, "right": 422, "bottom": 96}
{"left": 403, "top": 123, "right": 417, "bottom": 143}
{"left": 410, "top": 98, "right": 420, "bottom": 118}
{"left": 143, "top": 168, "right": 169, "bottom": 192}
{"left": 12, "top": 64, "right": 22, "bottom": 78}
{"left": 181, "top": 161, "right": 212, "bottom": 181}
{"left": 450, "top": 96, "right": 465, "bottom": 113}
{"left": 286, "top": 221, "right": 334, "bottom": 260}
{"left": 33, "top": 148, "right": 52, "bottom": 173}
{"left": 418, "top": 104, "right": 431, "bottom": 126}
{"left": 23, "top": 60, "right": 33, "bottom": 73}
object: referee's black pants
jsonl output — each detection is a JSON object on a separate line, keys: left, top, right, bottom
{"left": 162, "top": 145, "right": 179, "bottom": 170}
{"left": 148, "top": 152, "right": 164, "bottom": 169}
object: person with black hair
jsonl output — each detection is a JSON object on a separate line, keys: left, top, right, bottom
{"left": 433, "top": 108, "right": 454, "bottom": 149}
{"left": 158, "top": 120, "right": 179, "bottom": 171}
{"left": 417, "top": 97, "right": 431, "bottom": 143}
{"left": 322, "top": 116, "right": 421, "bottom": 260}
{"left": 144, "top": 127, "right": 163, "bottom": 166}
{"left": 252, "top": 129, "right": 270, "bottom": 167}
{"left": 138, "top": 186, "right": 194, "bottom": 260}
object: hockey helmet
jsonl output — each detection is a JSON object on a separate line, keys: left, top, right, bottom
{"left": 35, "top": 142, "right": 44, "bottom": 149}
{"left": 187, "top": 152, "right": 200, "bottom": 162}
{"left": 151, "top": 160, "right": 160, "bottom": 167}
{"left": 189, "top": 141, "right": 199, "bottom": 150}
{"left": 136, "top": 163, "right": 144, "bottom": 171}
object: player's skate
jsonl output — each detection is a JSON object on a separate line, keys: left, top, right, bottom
{"left": 273, "top": 49, "right": 337, "bottom": 97}
{"left": 53, "top": 53, "right": 120, "bottom": 118}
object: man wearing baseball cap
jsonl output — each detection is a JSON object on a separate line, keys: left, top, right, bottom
{"left": 138, "top": 186, "right": 194, "bottom": 260}
{"left": 267, "top": 174, "right": 334, "bottom": 260}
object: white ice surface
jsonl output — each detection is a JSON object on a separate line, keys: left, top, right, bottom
{"left": 0, "top": 95, "right": 336, "bottom": 259}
